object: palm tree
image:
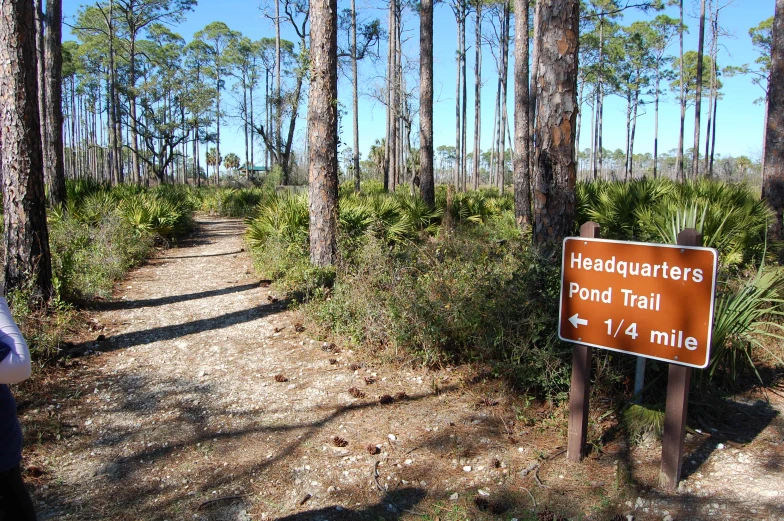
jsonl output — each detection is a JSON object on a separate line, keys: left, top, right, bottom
{"left": 206, "top": 147, "right": 222, "bottom": 183}
{"left": 224, "top": 152, "right": 240, "bottom": 176}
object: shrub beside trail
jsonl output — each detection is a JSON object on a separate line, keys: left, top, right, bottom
{"left": 246, "top": 178, "right": 784, "bottom": 398}
{"left": 4, "top": 180, "right": 198, "bottom": 362}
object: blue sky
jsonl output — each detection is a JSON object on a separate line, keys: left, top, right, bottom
{"left": 62, "top": 0, "right": 775, "bottom": 169}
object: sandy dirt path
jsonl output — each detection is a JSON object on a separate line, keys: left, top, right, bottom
{"left": 23, "top": 215, "right": 784, "bottom": 521}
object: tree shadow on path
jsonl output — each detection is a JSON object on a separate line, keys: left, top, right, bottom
{"left": 90, "top": 282, "right": 262, "bottom": 311}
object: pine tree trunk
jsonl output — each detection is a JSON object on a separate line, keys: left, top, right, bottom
{"left": 106, "top": 34, "right": 118, "bottom": 184}
{"left": 396, "top": 7, "right": 403, "bottom": 189}
{"left": 704, "top": 4, "right": 718, "bottom": 177}
{"left": 460, "top": 3, "right": 468, "bottom": 191}
{"left": 250, "top": 70, "right": 255, "bottom": 172}
{"left": 44, "top": 0, "right": 66, "bottom": 206}
{"left": 390, "top": 0, "right": 399, "bottom": 191}
{"left": 70, "top": 75, "right": 77, "bottom": 178}
{"left": 589, "top": 98, "right": 594, "bottom": 179}
{"left": 624, "top": 93, "right": 632, "bottom": 180}
{"left": 383, "top": 24, "right": 391, "bottom": 192}
{"left": 490, "top": 70, "right": 500, "bottom": 186}
{"left": 575, "top": 80, "right": 583, "bottom": 170}
{"left": 677, "top": 0, "right": 685, "bottom": 181}
{"left": 109, "top": 0, "right": 123, "bottom": 185}
{"left": 34, "top": 0, "right": 46, "bottom": 155}
{"left": 308, "top": 0, "right": 339, "bottom": 266}
{"left": 593, "top": 16, "right": 603, "bottom": 180}
{"left": 473, "top": 2, "right": 482, "bottom": 191}
{"left": 419, "top": 0, "right": 435, "bottom": 205}
{"left": 763, "top": 0, "right": 784, "bottom": 240}
{"left": 498, "top": 1, "right": 510, "bottom": 193}
{"left": 129, "top": 36, "right": 141, "bottom": 185}
{"left": 597, "top": 86, "right": 604, "bottom": 178}
{"left": 0, "top": 0, "right": 54, "bottom": 301}
{"left": 709, "top": 83, "right": 717, "bottom": 177}
{"left": 629, "top": 90, "right": 639, "bottom": 178}
{"left": 654, "top": 72, "right": 660, "bottom": 178}
{"left": 275, "top": 0, "right": 282, "bottom": 169}
{"left": 692, "top": 0, "right": 706, "bottom": 178}
{"left": 265, "top": 68, "right": 270, "bottom": 171}
{"left": 528, "top": 0, "right": 540, "bottom": 177}
{"left": 351, "top": 0, "right": 361, "bottom": 192}
{"left": 513, "top": 0, "right": 531, "bottom": 226}
{"left": 454, "top": 4, "right": 462, "bottom": 189}
{"left": 532, "top": 0, "right": 578, "bottom": 246}
{"left": 216, "top": 62, "right": 222, "bottom": 186}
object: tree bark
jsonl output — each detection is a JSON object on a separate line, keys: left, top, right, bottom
{"left": 575, "top": 79, "right": 583, "bottom": 170}
{"left": 0, "top": 0, "right": 54, "bottom": 301}
{"left": 592, "top": 16, "right": 604, "bottom": 180}
{"left": 763, "top": 0, "right": 784, "bottom": 241}
{"left": 498, "top": 1, "right": 510, "bottom": 193}
{"left": 624, "top": 93, "right": 632, "bottom": 180}
{"left": 532, "top": 0, "right": 578, "bottom": 246}
{"left": 308, "top": 0, "right": 339, "bottom": 266}
{"left": 390, "top": 0, "right": 399, "bottom": 191}
{"left": 420, "top": 0, "right": 435, "bottom": 206}
{"left": 676, "top": 0, "right": 685, "bottom": 181}
{"left": 709, "top": 81, "right": 717, "bottom": 177}
{"left": 490, "top": 67, "right": 500, "bottom": 186}
{"left": 473, "top": 2, "right": 481, "bottom": 190}
{"left": 275, "top": 0, "right": 282, "bottom": 170}
{"left": 453, "top": 1, "right": 462, "bottom": 189}
{"left": 215, "top": 60, "right": 222, "bottom": 186}
{"left": 629, "top": 90, "right": 639, "bottom": 178}
{"left": 44, "top": 0, "right": 66, "bottom": 206}
{"left": 514, "top": 0, "right": 531, "bottom": 226}
{"left": 704, "top": 3, "right": 718, "bottom": 177}
{"left": 129, "top": 34, "right": 140, "bottom": 184}
{"left": 243, "top": 73, "right": 249, "bottom": 179}
{"left": 654, "top": 71, "right": 660, "bottom": 178}
{"left": 34, "top": 0, "right": 46, "bottom": 159}
{"left": 528, "top": 0, "right": 540, "bottom": 177}
{"left": 351, "top": 0, "right": 361, "bottom": 192}
{"left": 692, "top": 0, "right": 706, "bottom": 178}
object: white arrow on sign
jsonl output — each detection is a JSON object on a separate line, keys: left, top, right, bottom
{"left": 568, "top": 313, "right": 588, "bottom": 329}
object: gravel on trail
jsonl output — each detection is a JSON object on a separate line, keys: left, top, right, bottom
{"left": 21, "top": 216, "right": 784, "bottom": 521}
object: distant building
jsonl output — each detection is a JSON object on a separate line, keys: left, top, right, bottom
{"left": 241, "top": 165, "right": 269, "bottom": 177}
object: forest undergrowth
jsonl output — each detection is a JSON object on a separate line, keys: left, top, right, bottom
{"left": 4, "top": 180, "right": 199, "bottom": 363}
{"left": 6, "top": 176, "right": 784, "bottom": 443}
{"left": 242, "top": 178, "right": 784, "bottom": 439}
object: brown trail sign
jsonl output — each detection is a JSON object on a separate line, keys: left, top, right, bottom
{"left": 559, "top": 235, "right": 718, "bottom": 369}
{"left": 563, "top": 223, "right": 718, "bottom": 489}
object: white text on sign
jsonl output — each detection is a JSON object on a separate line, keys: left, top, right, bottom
{"left": 570, "top": 252, "right": 705, "bottom": 283}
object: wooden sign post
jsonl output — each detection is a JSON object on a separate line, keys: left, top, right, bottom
{"left": 658, "top": 229, "right": 700, "bottom": 489}
{"left": 567, "top": 222, "right": 599, "bottom": 462}
{"left": 561, "top": 223, "right": 717, "bottom": 488}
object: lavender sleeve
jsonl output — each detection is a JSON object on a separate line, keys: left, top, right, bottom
{"left": 0, "top": 297, "right": 31, "bottom": 384}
